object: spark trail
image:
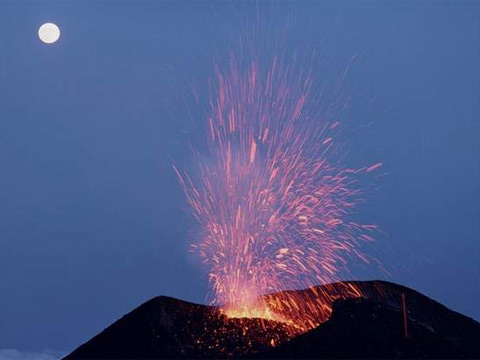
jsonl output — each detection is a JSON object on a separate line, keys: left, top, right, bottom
{"left": 175, "top": 42, "right": 381, "bottom": 335}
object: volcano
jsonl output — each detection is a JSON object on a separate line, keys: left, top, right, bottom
{"left": 64, "top": 281, "right": 479, "bottom": 359}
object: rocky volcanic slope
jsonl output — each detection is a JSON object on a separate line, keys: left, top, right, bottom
{"left": 64, "top": 281, "right": 480, "bottom": 359}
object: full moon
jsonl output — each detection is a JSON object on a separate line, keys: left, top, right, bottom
{"left": 38, "top": 23, "right": 60, "bottom": 44}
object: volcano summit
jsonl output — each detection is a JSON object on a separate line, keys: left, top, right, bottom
{"left": 65, "top": 280, "right": 479, "bottom": 359}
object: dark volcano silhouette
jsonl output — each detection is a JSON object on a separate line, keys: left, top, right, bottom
{"left": 64, "top": 281, "right": 479, "bottom": 359}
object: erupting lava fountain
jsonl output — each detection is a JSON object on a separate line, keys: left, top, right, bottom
{"left": 175, "top": 36, "right": 383, "bottom": 336}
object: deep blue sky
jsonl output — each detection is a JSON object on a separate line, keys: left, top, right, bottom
{"left": 0, "top": 1, "right": 478, "bottom": 357}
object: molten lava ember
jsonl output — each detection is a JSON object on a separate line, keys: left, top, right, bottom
{"left": 175, "top": 37, "right": 382, "bottom": 344}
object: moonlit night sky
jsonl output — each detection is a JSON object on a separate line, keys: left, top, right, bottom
{"left": 0, "top": 1, "right": 478, "bottom": 357}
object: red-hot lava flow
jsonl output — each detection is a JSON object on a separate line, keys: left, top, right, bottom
{"left": 175, "top": 43, "right": 382, "bottom": 342}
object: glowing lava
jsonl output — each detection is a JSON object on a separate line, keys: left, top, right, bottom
{"left": 175, "top": 39, "right": 381, "bottom": 338}
{"left": 221, "top": 302, "right": 285, "bottom": 323}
